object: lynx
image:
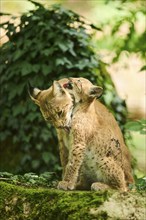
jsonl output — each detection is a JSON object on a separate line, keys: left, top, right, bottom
{"left": 29, "top": 77, "right": 134, "bottom": 191}
{"left": 28, "top": 78, "right": 74, "bottom": 176}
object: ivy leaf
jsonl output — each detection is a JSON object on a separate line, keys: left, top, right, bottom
{"left": 13, "top": 50, "right": 23, "bottom": 61}
{"left": 42, "top": 64, "right": 52, "bottom": 75}
{"left": 56, "top": 57, "right": 72, "bottom": 66}
{"left": 58, "top": 43, "right": 68, "bottom": 52}
{"left": 42, "top": 152, "right": 50, "bottom": 164}
{"left": 32, "top": 64, "right": 40, "bottom": 73}
{"left": 42, "top": 49, "right": 54, "bottom": 56}
{"left": 56, "top": 58, "right": 64, "bottom": 66}
{"left": 8, "top": 87, "right": 18, "bottom": 100}
{"left": 125, "top": 121, "right": 143, "bottom": 131}
{"left": 21, "top": 63, "right": 32, "bottom": 76}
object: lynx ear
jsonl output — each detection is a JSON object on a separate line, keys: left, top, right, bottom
{"left": 89, "top": 86, "right": 103, "bottom": 99}
{"left": 52, "top": 81, "right": 65, "bottom": 96}
{"left": 27, "top": 82, "right": 41, "bottom": 105}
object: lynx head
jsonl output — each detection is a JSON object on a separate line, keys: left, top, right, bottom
{"left": 63, "top": 77, "right": 103, "bottom": 104}
{"left": 28, "top": 80, "right": 73, "bottom": 129}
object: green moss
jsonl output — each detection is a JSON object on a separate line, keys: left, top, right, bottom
{"left": 1, "top": 182, "right": 145, "bottom": 220}
{"left": 0, "top": 182, "right": 109, "bottom": 220}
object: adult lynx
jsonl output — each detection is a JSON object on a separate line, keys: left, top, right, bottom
{"left": 29, "top": 77, "right": 134, "bottom": 191}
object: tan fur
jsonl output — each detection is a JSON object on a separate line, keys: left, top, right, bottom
{"left": 29, "top": 79, "right": 73, "bottom": 176}
{"left": 30, "top": 77, "right": 134, "bottom": 191}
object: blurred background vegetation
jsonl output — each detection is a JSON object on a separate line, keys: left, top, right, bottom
{"left": 0, "top": 0, "right": 145, "bottom": 179}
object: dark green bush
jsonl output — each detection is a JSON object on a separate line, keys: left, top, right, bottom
{"left": 0, "top": 0, "right": 128, "bottom": 174}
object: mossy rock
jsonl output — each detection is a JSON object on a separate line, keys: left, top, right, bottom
{"left": 0, "top": 182, "right": 145, "bottom": 220}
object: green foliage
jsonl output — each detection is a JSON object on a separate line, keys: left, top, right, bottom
{"left": 101, "top": 0, "right": 145, "bottom": 67}
{"left": 0, "top": 172, "right": 57, "bottom": 188}
{"left": 134, "top": 176, "right": 146, "bottom": 191}
{"left": 125, "top": 119, "right": 146, "bottom": 134}
{"left": 0, "top": 1, "right": 128, "bottom": 174}
{"left": 128, "top": 176, "right": 146, "bottom": 191}
{"left": 0, "top": 172, "right": 145, "bottom": 192}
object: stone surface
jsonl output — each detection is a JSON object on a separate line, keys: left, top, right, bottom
{"left": 0, "top": 182, "right": 145, "bottom": 220}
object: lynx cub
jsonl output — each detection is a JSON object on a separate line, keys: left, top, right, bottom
{"left": 29, "top": 77, "right": 134, "bottom": 191}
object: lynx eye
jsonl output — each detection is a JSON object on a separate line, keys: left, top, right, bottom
{"left": 63, "top": 82, "right": 73, "bottom": 90}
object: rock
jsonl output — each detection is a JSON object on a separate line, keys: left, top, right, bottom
{"left": 0, "top": 182, "right": 145, "bottom": 220}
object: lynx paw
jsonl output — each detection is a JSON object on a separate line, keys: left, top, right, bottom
{"left": 91, "top": 182, "right": 110, "bottom": 191}
{"left": 57, "top": 181, "right": 75, "bottom": 191}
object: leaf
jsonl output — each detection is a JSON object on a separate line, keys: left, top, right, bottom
{"left": 32, "top": 160, "right": 40, "bottom": 169}
{"left": 8, "top": 87, "right": 18, "bottom": 100}
{"left": 0, "top": 172, "right": 13, "bottom": 178}
{"left": 42, "top": 48, "right": 55, "bottom": 56}
{"left": 56, "top": 58, "right": 64, "bottom": 66}
{"left": 32, "top": 64, "right": 40, "bottom": 73}
{"left": 75, "top": 59, "right": 90, "bottom": 70}
{"left": 140, "top": 130, "right": 146, "bottom": 135}
{"left": 28, "top": 0, "right": 44, "bottom": 8}
{"left": 13, "top": 50, "right": 23, "bottom": 61}
{"left": 31, "top": 16, "right": 41, "bottom": 21}
{"left": 21, "top": 63, "right": 32, "bottom": 76}
{"left": 42, "top": 64, "right": 51, "bottom": 75}
{"left": 0, "top": 12, "right": 11, "bottom": 16}
{"left": 139, "top": 119, "right": 146, "bottom": 124}
{"left": 56, "top": 57, "right": 72, "bottom": 66}
{"left": 58, "top": 43, "right": 68, "bottom": 52}
{"left": 139, "top": 65, "right": 146, "bottom": 72}
{"left": 40, "top": 172, "right": 55, "bottom": 180}
{"left": 27, "top": 112, "right": 38, "bottom": 122}
{"left": 42, "top": 152, "right": 50, "bottom": 164}
{"left": 125, "top": 121, "right": 143, "bottom": 131}
{"left": 13, "top": 105, "right": 23, "bottom": 117}
{"left": 90, "top": 24, "right": 102, "bottom": 31}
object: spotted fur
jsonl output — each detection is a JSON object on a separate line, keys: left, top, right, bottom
{"left": 29, "top": 77, "right": 134, "bottom": 191}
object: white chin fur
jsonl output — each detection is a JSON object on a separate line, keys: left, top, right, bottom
{"left": 66, "top": 107, "right": 73, "bottom": 126}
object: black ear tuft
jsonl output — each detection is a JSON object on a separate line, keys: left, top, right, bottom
{"left": 27, "top": 81, "right": 34, "bottom": 97}
{"left": 27, "top": 81, "right": 41, "bottom": 99}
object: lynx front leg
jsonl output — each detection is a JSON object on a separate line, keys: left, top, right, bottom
{"left": 56, "top": 129, "right": 69, "bottom": 177}
{"left": 59, "top": 143, "right": 69, "bottom": 178}
{"left": 58, "top": 129, "right": 85, "bottom": 190}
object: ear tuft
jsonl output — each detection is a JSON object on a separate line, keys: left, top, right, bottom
{"left": 89, "top": 86, "right": 103, "bottom": 99}
{"left": 27, "top": 82, "right": 41, "bottom": 98}
{"left": 27, "top": 82, "right": 41, "bottom": 105}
